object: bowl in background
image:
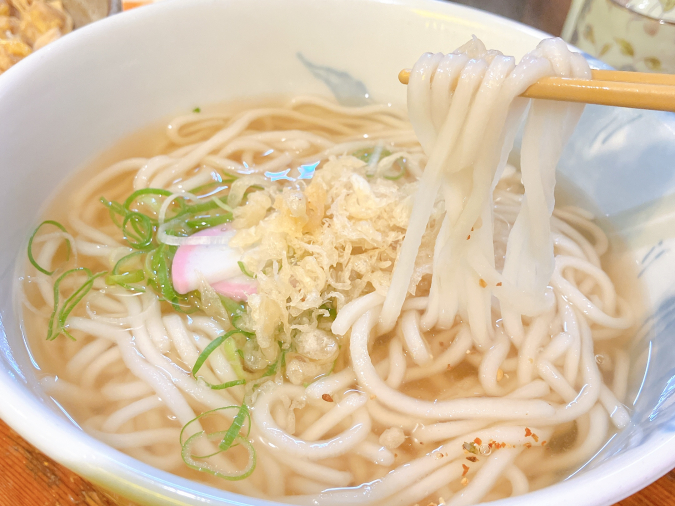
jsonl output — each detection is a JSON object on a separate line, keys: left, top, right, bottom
{"left": 0, "top": 0, "right": 119, "bottom": 75}
{"left": 1, "top": 0, "right": 675, "bottom": 505}
{"left": 63, "top": 0, "right": 121, "bottom": 28}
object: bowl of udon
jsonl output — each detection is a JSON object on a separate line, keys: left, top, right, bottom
{"left": 1, "top": 0, "right": 675, "bottom": 505}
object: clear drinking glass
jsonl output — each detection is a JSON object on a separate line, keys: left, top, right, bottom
{"left": 569, "top": 0, "right": 675, "bottom": 72}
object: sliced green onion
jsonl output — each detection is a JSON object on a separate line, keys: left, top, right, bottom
{"left": 103, "top": 190, "right": 174, "bottom": 238}
{"left": 383, "top": 158, "right": 406, "bottom": 180}
{"left": 231, "top": 314, "right": 247, "bottom": 332}
{"left": 100, "top": 197, "right": 130, "bottom": 228}
{"left": 185, "top": 213, "right": 232, "bottom": 232}
{"left": 352, "top": 147, "right": 406, "bottom": 179}
{"left": 179, "top": 405, "right": 256, "bottom": 481}
{"left": 223, "top": 337, "right": 247, "bottom": 379}
{"left": 352, "top": 148, "right": 368, "bottom": 161}
{"left": 319, "top": 302, "right": 337, "bottom": 320}
{"left": 220, "top": 296, "right": 245, "bottom": 316}
{"left": 238, "top": 261, "right": 255, "bottom": 278}
{"left": 27, "top": 220, "right": 72, "bottom": 276}
{"left": 353, "top": 147, "right": 392, "bottom": 163}
{"left": 48, "top": 268, "right": 85, "bottom": 340}
{"left": 167, "top": 199, "right": 221, "bottom": 223}
{"left": 193, "top": 107, "right": 201, "bottom": 113}
{"left": 122, "top": 212, "right": 154, "bottom": 250}
{"left": 211, "top": 196, "right": 233, "bottom": 213}
{"left": 181, "top": 200, "right": 221, "bottom": 216}
{"left": 60, "top": 272, "right": 107, "bottom": 341}
{"left": 181, "top": 432, "right": 256, "bottom": 481}
{"left": 113, "top": 250, "right": 145, "bottom": 271}
{"left": 148, "top": 245, "right": 198, "bottom": 313}
{"left": 123, "top": 188, "right": 173, "bottom": 211}
{"left": 261, "top": 353, "right": 285, "bottom": 378}
{"left": 204, "top": 378, "right": 246, "bottom": 390}
{"left": 192, "top": 329, "right": 252, "bottom": 378}
{"left": 106, "top": 270, "right": 145, "bottom": 285}
{"left": 150, "top": 244, "right": 179, "bottom": 305}
{"left": 219, "top": 404, "right": 250, "bottom": 451}
{"left": 261, "top": 361, "right": 277, "bottom": 378}
{"left": 106, "top": 251, "right": 146, "bottom": 291}
{"left": 179, "top": 406, "right": 242, "bottom": 446}
{"left": 48, "top": 268, "right": 107, "bottom": 341}
{"left": 328, "top": 357, "right": 338, "bottom": 375}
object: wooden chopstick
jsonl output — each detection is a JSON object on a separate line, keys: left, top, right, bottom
{"left": 397, "top": 68, "right": 675, "bottom": 112}
{"left": 590, "top": 69, "right": 675, "bottom": 85}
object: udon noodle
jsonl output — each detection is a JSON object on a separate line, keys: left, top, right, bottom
{"left": 20, "top": 37, "right": 637, "bottom": 506}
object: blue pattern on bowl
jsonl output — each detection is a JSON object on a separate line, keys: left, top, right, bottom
{"left": 297, "top": 53, "right": 372, "bottom": 106}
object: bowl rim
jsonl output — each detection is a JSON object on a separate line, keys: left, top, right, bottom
{"left": 1, "top": 0, "right": 674, "bottom": 505}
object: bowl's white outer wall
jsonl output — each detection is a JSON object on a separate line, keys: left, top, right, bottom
{"left": 2, "top": 0, "right": 675, "bottom": 505}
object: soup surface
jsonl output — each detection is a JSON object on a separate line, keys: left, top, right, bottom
{"left": 18, "top": 93, "right": 644, "bottom": 506}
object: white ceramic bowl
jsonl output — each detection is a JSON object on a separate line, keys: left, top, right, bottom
{"left": 2, "top": 0, "right": 675, "bottom": 505}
